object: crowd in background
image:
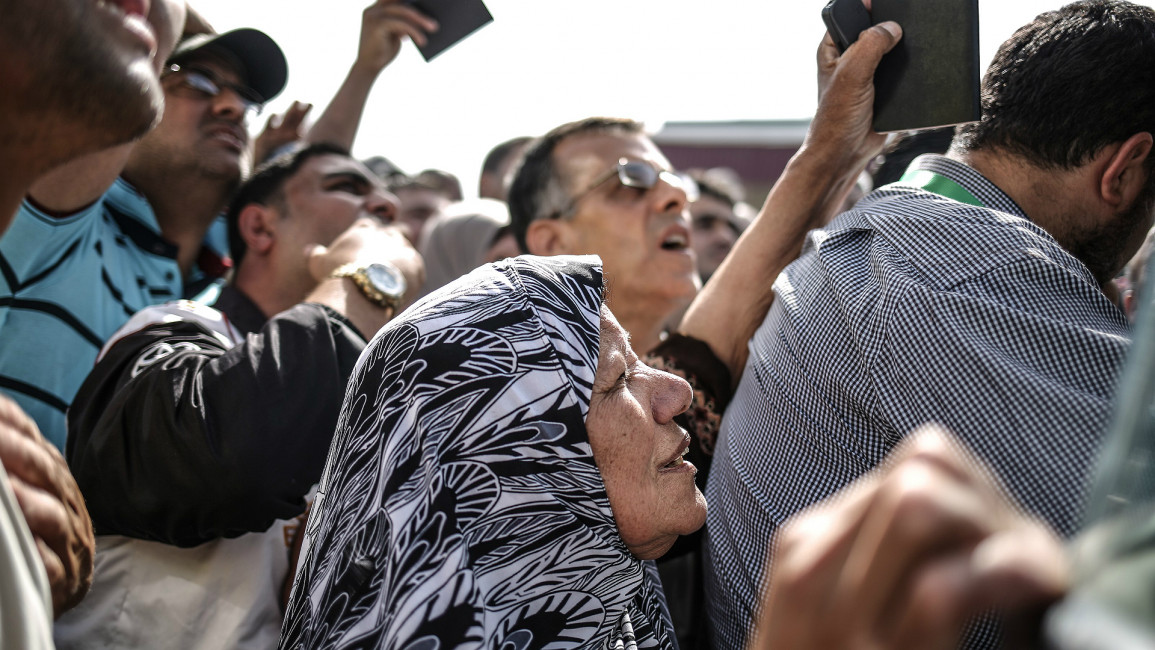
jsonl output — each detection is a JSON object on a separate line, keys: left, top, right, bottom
{"left": 2, "top": 0, "right": 1155, "bottom": 648}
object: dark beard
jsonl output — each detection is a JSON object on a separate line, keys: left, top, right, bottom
{"left": 3, "top": 0, "right": 162, "bottom": 155}
{"left": 1066, "top": 177, "right": 1155, "bottom": 286}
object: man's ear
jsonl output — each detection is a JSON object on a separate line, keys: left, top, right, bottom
{"left": 236, "top": 203, "right": 278, "bottom": 258}
{"left": 525, "top": 219, "right": 575, "bottom": 256}
{"left": 1100, "top": 132, "right": 1154, "bottom": 208}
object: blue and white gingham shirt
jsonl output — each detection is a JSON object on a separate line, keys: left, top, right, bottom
{"left": 703, "top": 155, "right": 1131, "bottom": 648}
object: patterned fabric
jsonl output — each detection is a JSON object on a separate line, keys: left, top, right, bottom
{"left": 280, "top": 255, "right": 675, "bottom": 650}
{"left": 704, "top": 155, "right": 1132, "bottom": 649}
{"left": 647, "top": 333, "right": 734, "bottom": 460}
{"left": 0, "top": 178, "right": 181, "bottom": 449}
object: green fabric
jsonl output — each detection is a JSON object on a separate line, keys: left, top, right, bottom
{"left": 892, "top": 169, "right": 984, "bottom": 207}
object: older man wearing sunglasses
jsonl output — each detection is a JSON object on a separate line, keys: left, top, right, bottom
{"left": 509, "top": 118, "right": 700, "bottom": 356}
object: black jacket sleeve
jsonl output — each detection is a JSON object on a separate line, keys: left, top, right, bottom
{"left": 66, "top": 303, "right": 366, "bottom": 547}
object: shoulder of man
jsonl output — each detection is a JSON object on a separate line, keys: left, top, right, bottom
{"left": 97, "top": 300, "right": 243, "bottom": 365}
{"left": 0, "top": 193, "right": 110, "bottom": 283}
{"left": 818, "top": 188, "right": 1086, "bottom": 294}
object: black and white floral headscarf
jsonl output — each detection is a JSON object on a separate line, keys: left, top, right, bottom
{"left": 280, "top": 255, "right": 675, "bottom": 650}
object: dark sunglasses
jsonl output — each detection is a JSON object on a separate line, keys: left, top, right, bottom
{"left": 163, "top": 64, "right": 264, "bottom": 118}
{"left": 552, "top": 158, "right": 699, "bottom": 219}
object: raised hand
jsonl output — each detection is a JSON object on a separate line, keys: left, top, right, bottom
{"left": 355, "top": 0, "right": 440, "bottom": 73}
{"left": 806, "top": 11, "right": 902, "bottom": 179}
{"left": 253, "top": 101, "right": 314, "bottom": 165}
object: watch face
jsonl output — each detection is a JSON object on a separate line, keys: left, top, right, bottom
{"left": 365, "top": 263, "right": 405, "bottom": 298}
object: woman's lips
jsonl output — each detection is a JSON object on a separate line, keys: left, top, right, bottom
{"left": 659, "top": 433, "right": 694, "bottom": 472}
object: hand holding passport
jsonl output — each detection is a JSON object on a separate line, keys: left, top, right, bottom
{"left": 822, "top": 0, "right": 980, "bottom": 132}
{"left": 404, "top": 0, "right": 493, "bottom": 61}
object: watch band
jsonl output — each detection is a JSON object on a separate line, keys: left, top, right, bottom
{"left": 330, "top": 262, "right": 404, "bottom": 311}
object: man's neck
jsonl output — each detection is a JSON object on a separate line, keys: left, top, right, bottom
{"left": 0, "top": 182, "right": 29, "bottom": 235}
{"left": 0, "top": 125, "right": 85, "bottom": 233}
{"left": 232, "top": 263, "right": 307, "bottom": 322}
{"left": 948, "top": 147, "right": 1126, "bottom": 285}
{"left": 609, "top": 294, "right": 685, "bottom": 355}
{"left": 122, "top": 166, "right": 237, "bottom": 280}
{"left": 948, "top": 147, "right": 1084, "bottom": 236}
{"left": 0, "top": 148, "right": 57, "bottom": 234}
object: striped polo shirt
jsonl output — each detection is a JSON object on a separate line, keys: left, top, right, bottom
{"left": 0, "top": 178, "right": 181, "bottom": 450}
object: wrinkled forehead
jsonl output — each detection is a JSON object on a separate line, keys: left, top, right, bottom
{"left": 553, "top": 131, "right": 672, "bottom": 195}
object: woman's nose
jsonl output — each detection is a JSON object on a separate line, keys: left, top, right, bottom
{"left": 651, "top": 370, "right": 693, "bottom": 424}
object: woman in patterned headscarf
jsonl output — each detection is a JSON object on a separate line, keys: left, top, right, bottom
{"left": 281, "top": 255, "right": 706, "bottom": 649}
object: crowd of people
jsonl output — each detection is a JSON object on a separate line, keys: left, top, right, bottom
{"left": 2, "top": 0, "right": 1154, "bottom": 648}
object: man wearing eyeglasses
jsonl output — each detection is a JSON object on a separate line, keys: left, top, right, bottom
{"left": 0, "top": 27, "right": 287, "bottom": 455}
{"left": 509, "top": 117, "right": 700, "bottom": 356}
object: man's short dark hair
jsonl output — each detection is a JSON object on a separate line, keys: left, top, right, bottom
{"left": 226, "top": 142, "right": 350, "bottom": 268}
{"left": 508, "top": 117, "right": 644, "bottom": 253}
{"left": 481, "top": 136, "right": 533, "bottom": 176}
{"left": 954, "top": 0, "right": 1155, "bottom": 169}
{"left": 688, "top": 169, "right": 742, "bottom": 208}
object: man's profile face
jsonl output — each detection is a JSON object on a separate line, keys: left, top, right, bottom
{"left": 690, "top": 195, "right": 740, "bottom": 281}
{"left": 274, "top": 154, "right": 400, "bottom": 291}
{"left": 393, "top": 186, "right": 449, "bottom": 248}
{"left": 551, "top": 131, "right": 698, "bottom": 310}
{"left": 0, "top": 0, "right": 174, "bottom": 150}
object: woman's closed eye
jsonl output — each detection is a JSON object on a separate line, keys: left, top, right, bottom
{"left": 615, "top": 369, "right": 630, "bottom": 389}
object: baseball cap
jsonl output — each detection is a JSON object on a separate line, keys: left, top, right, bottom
{"left": 168, "top": 28, "right": 288, "bottom": 103}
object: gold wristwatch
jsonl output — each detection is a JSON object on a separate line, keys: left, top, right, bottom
{"left": 330, "top": 262, "right": 407, "bottom": 311}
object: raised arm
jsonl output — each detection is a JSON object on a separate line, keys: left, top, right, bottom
{"left": 65, "top": 301, "right": 365, "bottom": 547}
{"left": 65, "top": 221, "right": 422, "bottom": 547}
{"left": 303, "top": 0, "right": 438, "bottom": 150}
{"left": 677, "top": 21, "right": 903, "bottom": 382}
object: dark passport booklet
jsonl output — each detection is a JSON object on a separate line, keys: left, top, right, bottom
{"left": 870, "top": 0, "right": 980, "bottom": 132}
{"left": 406, "top": 0, "right": 494, "bottom": 61}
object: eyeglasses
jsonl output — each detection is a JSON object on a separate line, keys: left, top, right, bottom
{"left": 552, "top": 158, "right": 699, "bottom": 219}
{"left": 163, "top": 64, "right": 264, "bottom": 118}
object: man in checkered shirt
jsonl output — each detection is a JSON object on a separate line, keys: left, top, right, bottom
{"left": 704, "top": 1, "right": 1155, "bottom": 647}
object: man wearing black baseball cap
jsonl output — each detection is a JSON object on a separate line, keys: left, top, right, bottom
{"left": 168, "top": 27, "right": 289, "bottom": 105}
{"left": 0, "top": 25, "right": 288, "bottom": 457}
